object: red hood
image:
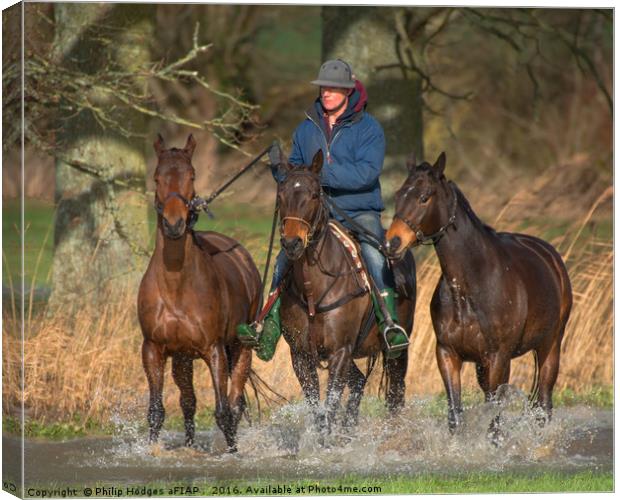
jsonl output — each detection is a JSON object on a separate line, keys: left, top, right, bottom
{"left": 353, "top": 79, "right": 368, "bottom": 113}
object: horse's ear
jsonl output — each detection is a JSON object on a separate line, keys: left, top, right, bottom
{"left": 184, "top": 134, "right": 196, "bottom": 158}
{"left": 310, "top": 149, "right": 324, "bottom": 175}
{"left": 434, "top": 152, "right": 446, "bottom": 176}
{"left": 276, "top": 162, "right": 294, "bottom": 182}
{"left": 154, "top": 133, "right": 165, "bottom": 156}
{"left": 406, "top": 151, "right": 417, "bottom": 173}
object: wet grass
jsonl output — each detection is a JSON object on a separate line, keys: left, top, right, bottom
{"left": 200, "top": 471, "right": 614, "bottom": 494}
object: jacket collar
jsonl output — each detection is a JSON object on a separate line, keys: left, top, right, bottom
{"left": 306, "top": 79, "right": 368, "bottom": 128}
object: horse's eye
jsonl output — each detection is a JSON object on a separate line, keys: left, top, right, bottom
{"left": 311, "top": 192, "right": 319, "bottom": 200}
{"left": 420, "top": 194, "right": 429, "bottom": 203}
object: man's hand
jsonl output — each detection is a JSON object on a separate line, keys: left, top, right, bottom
{"left": 269, "top": 140, "right": 283, "bottom": 169}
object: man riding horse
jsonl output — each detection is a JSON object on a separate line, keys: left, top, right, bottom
{"left": 237, "top": 59, "right": 409, "bottom": 360}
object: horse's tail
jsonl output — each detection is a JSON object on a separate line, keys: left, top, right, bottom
{"left": 527, "top": 351, "right": 540, "bottom": 405}
{"left": 242, "top": 369, "right": 289, "bottom": 424}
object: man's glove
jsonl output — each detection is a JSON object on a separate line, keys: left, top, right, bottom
{"left": 269, "top": 140, "right": 288, "bottom": 182}
{"left": 269, "top": 140, "right": 283, "bottom": 170}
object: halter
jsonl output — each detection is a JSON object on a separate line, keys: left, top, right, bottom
{"left": 280, "top": 196, "right": 328, "bottom": 251}
{"left": 154, "top": 192, "right": 208, "bottom": 230}
{"left": 394, "top": 181, "right": 458, "bottom": 246}
{"left": 278, "top": 171, "right": 328, "bottom": 251}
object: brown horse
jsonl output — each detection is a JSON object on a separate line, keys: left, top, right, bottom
{"left": 137, "top": 134, "right": 261, "bottom": 452}
{"left": 386, "top": 152, "right": 572, "bottom": 433}
{"left": 276, "top": 150, "right": 416, "bottom": 434}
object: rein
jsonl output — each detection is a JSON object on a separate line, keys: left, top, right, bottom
{"left": 154, "top": 147, "right": 272, "bottom": 228}
{"left": 323, "top": 196, "right": 387, "bottom": 255}
{"left": 281, "top": 200, "right": 368, "bottom": 318}
{"left": 395, "top": 181, "right": 458, "bottom": 246}
{"left": 279, "top": 188, "right": 329, "bottom": 252}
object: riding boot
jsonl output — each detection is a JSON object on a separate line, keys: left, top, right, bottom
{"left": 236, "top": 294, "right": 282, "bottom": 362}
{"left": 372, "top": 288, "right": 410, "bottom": 359}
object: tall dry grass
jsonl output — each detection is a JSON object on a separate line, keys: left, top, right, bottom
{"left": 2, "top": 185, "right": 612, "bottom": 424}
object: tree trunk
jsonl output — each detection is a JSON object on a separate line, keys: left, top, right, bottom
{"left": 322, "top": 6, "right": 424, "bottom": 170}
{"left": 48, "top": 4, "right": 153, "bottom": 311}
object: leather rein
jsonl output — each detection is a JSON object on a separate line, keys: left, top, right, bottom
{"left": 154, "top": 192, "right": 211, "bottom": 230}
{"left": 278, "top": 177, "right": 368, "bottom": 318}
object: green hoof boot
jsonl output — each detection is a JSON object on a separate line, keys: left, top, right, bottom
{"left": 236, "top": 323, "right": 260, "bottom": 347}
{"left": 383, "top": 324, "right": 410, "bottom": 360}
{"left": 255, "top": 317, "right": 281, "bottom": 362}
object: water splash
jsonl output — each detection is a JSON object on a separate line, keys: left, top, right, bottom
{"left": 53, "top": 385, "right": 609, "bottom": 481}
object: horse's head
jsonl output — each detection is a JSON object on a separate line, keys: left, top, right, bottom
{"left": 386, "top": 151, "right": 454, "bottom": 259}
{"left": 277, "top": 149, "right": 326, "bottom": 260}
{"left": 153, "top": 134, "right": 197, "bottom": 239}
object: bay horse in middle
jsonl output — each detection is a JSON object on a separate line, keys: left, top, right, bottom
{"left": 274, "top": 149, "right": 416, "bottom": 435}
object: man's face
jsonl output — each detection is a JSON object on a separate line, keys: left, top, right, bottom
{"left": 320, "top": 86, "right": 350, "bottom": 112}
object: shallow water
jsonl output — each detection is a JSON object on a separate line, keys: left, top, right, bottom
{"left": 4, "top": 389, "right": 613, "bottom": 486}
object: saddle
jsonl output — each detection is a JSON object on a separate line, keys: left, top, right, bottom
{"left": 285, "top": 221, "right": 371, "bottom": 313}
{"left": 327, "top": 220, "right": 372, "bottom": 293}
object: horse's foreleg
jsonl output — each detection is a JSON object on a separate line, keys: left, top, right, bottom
{"left": 485, "top": 352, "right": 512, "bottom": 444}
{"left": 385, "top": 350, "right": 408, "bottom": 415}
{"left": 171, "top": 354, "right": 196, "bottom": 447}
{"left": 227, "top": 343, "right": 252, "bottom": 430}
{"left": 290, "top": 349, "right": 321, "bottom": 428}
{"left": 142, "top": 340, "right": 167, "bottom": 443}
{"left": 436, "top": 344, "right": 463, "bottom": 432}
{"left": 325, "top": 346, "right": 352, "bottom": 433}
{"left": 204, "top": 343, "right": 236, "bottom": 452}
{"left": 344, "top": 362, "right": 367, "bottom": 428}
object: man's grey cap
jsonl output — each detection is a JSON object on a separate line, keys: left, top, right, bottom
{"left": 310, "top": 59, "right": 356, "bottom": 89}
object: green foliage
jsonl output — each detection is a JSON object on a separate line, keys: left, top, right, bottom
{"left": 3, "top": 413, "right": 115, "bottom": 440}
{"left": 555, "top": 385, "right": 613, "bottom": 408}
{"left": 3, "top": 199, "right": 55, "bottom": 287}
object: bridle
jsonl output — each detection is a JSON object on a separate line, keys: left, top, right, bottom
{"left": 154, "top": 192, "right": 209, "bottom": 230}
{"left": 279, "top": 174, "right": 328, "bottom": 252}
{"left": 394, "top": 181, "right": 458, "bottom": 246}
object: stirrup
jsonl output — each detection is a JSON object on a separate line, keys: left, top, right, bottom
{"left": 237, "top": 321, "right": 263, "bottom": 347}
{"left": 382, "top": 323, "right": 410, "bottom": 354}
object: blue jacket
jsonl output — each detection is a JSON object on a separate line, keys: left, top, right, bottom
{"left": 275, "top": 81, "right": 386, "bottom": 217}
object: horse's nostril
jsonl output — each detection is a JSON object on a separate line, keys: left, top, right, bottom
{"left": 163, "top": 217, "right": 185, "bottom": 237}
{"left": 282, "top": 236, "right": 303, "bottom": 252}
{"left": 389, "top": 236, "right": 402, "bottom": 251}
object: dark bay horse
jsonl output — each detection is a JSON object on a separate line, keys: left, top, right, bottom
{"left": 277, "top": 150, "right": 416, "bottom": 434}
{"left": 137, "top": 134, "right": 261, "bottom": 452}
{"left": 386, "top": 152, "right": 572, "bottom": 432}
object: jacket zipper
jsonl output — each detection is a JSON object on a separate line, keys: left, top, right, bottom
{"left": 305, "top": 112, "right": 349, "bottom": 165}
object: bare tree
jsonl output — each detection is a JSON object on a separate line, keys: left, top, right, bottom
{"left": 3, "top": 4, "right": 259, "bottom": 311}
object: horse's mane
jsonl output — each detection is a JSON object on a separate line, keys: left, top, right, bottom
{"left": 451, "top": 182, "right": 496, "bottom": 235}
